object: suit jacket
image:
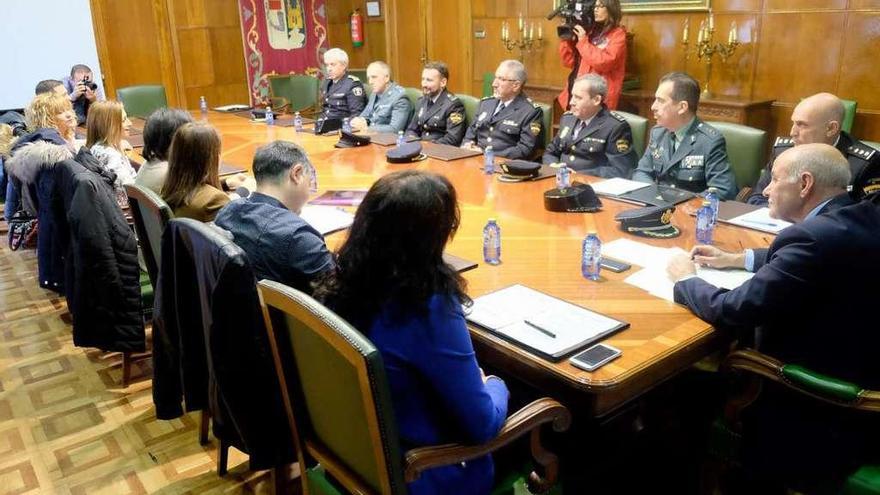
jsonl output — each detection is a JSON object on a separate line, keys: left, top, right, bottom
{"left": 541, "top": 107, "right": 637, "bottom": 178}
{"left": 359, "top": 82, "right": 412, "bottom": 133}
{"left": 171, "top": 184, "right": 229, "bottom": 222}
{"left": 406, "top": 89, "right": 466, "bottom": 146}
{"left": 320, "top": 72, "right": 367, "bottom": 120}
{"left": 633, "top": 118, "right": 737, "bottom": 200}
{"left": 462, "top": 93, "right": 544, "bottom": 160}
{"left": 747, "top": 132, "right": 880, "bottom": 205}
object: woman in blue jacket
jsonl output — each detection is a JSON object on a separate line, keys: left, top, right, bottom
{"left": 314, "top": 170, "right": 509, "bottom": 495}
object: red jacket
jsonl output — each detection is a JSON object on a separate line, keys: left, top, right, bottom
{"left": 557, "top": 26, "right": 627, "bottom": 111}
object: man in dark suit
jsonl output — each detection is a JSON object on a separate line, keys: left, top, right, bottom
{"left": 632, "top": 72, "right": 737, "bottom": 199}
{"left": 319, "top": 48, "right": 367, "bottom": 121}
{"left": 405, "top": 61, "right": 466, "bottom": 146}
{"left": 667, "top": 143, "right": 880, "bottom": 491}
{"left": 461, "top": 59, "right": 543, "bottom": 160}
{"left": 542, "top": 74, "right": 637, "bottom": 178}
{"left": 746, "top": 92, "right": 879, "bottom": 204}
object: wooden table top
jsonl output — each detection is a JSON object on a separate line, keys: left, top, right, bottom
{"left": 204, "top": 111, "right": 770, "bottom": 417}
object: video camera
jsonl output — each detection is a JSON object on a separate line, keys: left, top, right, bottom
{"left": 547, "top": 0, "right": 597, "bottom": 41}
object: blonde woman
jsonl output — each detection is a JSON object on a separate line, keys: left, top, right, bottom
{"left": 161, "top": 122, "right": 229, "bottom": 221}
{"left": 86, "top": 100, "right": 137, "bottom": 188}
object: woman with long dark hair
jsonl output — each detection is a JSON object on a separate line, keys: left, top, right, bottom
{"left": 160, "top": 122, "right": 228, "bottom": 221}
{"left": 557, "top": 0, "right": 627, "bottom": 110}
{"left": 314, "top": 170, "right": 509, "bottom": 495}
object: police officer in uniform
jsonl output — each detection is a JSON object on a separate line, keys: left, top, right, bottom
{"left": 632, "top": 72, "right": 737, "bottom": 200}
{"left": 746, "top": 92, "right": 880, "bottom": 204}
{"left": 405, "top": 61, "right": 466, "bottom": 146}
{"left": 350, "top": 61, "right": 412, "bottom": 133}
{"left": 462, "top": 59, "right": 544, "bottom": 160}
{"left": 543, "top": 74, "right": 637, "bottom": 178}
{"left": 319, "top": 48, "right": 367, "bottom": 120}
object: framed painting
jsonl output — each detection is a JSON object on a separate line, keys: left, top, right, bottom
{"left": 622, "top": 0, "right": 710, "bottom": 12}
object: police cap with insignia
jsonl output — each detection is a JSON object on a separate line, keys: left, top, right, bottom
{"left": 335, "top": 130, "right": 371, "bottom": 148}
{"left": 544, "top": 182, "right": 602, "bottom": 213}
{"left": 386, "top": 142, "right": 426, "bottom": 163}
{"left": 500, "top": 160, "right": 541, "bottom": 180}
{"left": 615, "top": 206, "right": 680, "bottom": 238}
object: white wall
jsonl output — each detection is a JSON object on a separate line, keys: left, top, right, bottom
{"left": 1, "top": 0, "right": 103, "bottom": 110}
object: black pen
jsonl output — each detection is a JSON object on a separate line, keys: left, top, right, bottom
{"left": 523, "top": 319, "right": 557, "bottom": 339}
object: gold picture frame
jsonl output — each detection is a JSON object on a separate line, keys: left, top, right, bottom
{"left": 622, "top": 0, "right": 710, "bottom": 12}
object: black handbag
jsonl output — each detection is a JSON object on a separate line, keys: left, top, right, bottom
{"left": 7, "top": 210, "right": 38, "bottom": 250}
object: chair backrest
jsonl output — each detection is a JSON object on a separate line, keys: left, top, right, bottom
{"left": 614, "top": 110, "right": 649, "bottom": 158}
{"left": 116, "top": 85, "right": 168, "bottom": 119}
{"left": 125, "top": 183, "right": 173, "bottom": 287}
{"left": 269, "top": 74, "right": 320, "bottom": 113}
{"left": 458, "top": 94, "right": 480, "bottom": 127}
{"left": 706, "top": 121, "right": 767, "bottom": 190}
{"left": 482, "top": 72, "right": 494, "bottom": 98}
{"left": 536, "top": 102, "right": 552, "bottom": 148}
{"left": 258, "top": 280, "right": 406, "bottom": 495}
{"left": 404, "top": 87, "right": 421, "bottom": 111}
{"left": 841, "top": 99, "right": 857, "bottom": 134}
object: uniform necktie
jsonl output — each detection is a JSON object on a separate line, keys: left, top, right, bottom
{"left": 573, "top": 120, "right": 584, "bottom": 139}
{"left": 670, "top": 133, "right": 678, "bottom": 153}
{"left": 493, "top": 102, "right": 506, "bottom": 117}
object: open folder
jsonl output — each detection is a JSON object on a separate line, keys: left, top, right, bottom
{"left": 465, "top": 284, "right": 629, "bottom": 361}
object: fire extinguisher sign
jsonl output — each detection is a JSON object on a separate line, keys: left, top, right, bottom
{"left": 351, "top": 9, "right": 364, "bottom": 47}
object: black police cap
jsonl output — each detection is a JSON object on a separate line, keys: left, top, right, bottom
{"left": 614, "top": 205, "right": 680, "bottom": 238}
{"left": 386, "top": 142, "right": 425, "bottom": 163}
{"left": 500, "top": 160, "right": 541, "bottom": 180}
{"left": 544, "top": 182, "right": 602, "bottom": 212}
{"left": 335, "top": 130, "right": 371, "bottom": 148}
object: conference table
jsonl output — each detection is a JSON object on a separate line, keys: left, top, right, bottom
{"left": 203, "top": 111, "right": 769, "bottom": 419}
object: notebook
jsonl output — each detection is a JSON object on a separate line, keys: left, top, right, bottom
{"left": 601, "top": 183, "right": 696, "bottom": 207}
{"left": 219, "top": 163, "right": 246, "bottom": 176}
{"left": 299, "top": 205, "right": 354, "bottom": 235}
{"left": 213, "top": 104, "right": 252, "bottom": 112}
{"left": 274, "top": 117, "right": 316, "bottom": 127}
{"left": 309, "top": 190, "right": 368, "bottom": 207}
{"left": 421, "top": 142, "right": 483, "bottom": 161}
{"left": 713, "top": 201, "right": 792, "bottom": 234}
{"left": 443, "top": 252, "right": 478, "bottom": 273}
{"left": 465, "top": 284, "right": 629, "bottom": 361}
{"left": 369, "top": 132, "right": 421, "bottom": 146}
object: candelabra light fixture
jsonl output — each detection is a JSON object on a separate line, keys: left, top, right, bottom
{"left": 501, "top": 12, "right": 544, "bottom": 60}
{"left": 681, "top": 11, "right": 740, "bottom": 98}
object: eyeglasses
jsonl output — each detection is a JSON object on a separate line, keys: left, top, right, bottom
{"left": 494, "top": 75, "right": 519, "bottom": 83}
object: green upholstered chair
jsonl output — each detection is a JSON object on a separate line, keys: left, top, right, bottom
{"left": 864, "top": 141, "right": 879, "bottom": 151}
{"left": 125, "top": 184, "right": 172, "bottom": 288}
{"left": 257, "top": 280, "right": 572, "bottom": 495}
{"left": 721, "top": 349, "right": 880, "bottom": 495}
{"left": 459, "top": 94, "right": 480, "bottom": 127}
{"left": 116, "top": 85, "right": 168, "bottom": 119}
{"left": 348, "top": 69, "right": 368, "bottom": 85}
{"left": 483, "top": 72, "right": 494, "bottom": 98}
{"left": 268, "top": 74, "right": 320, "bottom": 116}
{"left": 705, "top": 121, "right": 767, "bottom": 199}
{"left": 614, "top": 110, "right": 648, "bottom": 158}
{"left": 404, "top": 87, "right": 422, "bottom": 111}
{"left": 841, "top": 99, "right": 857, "bottom": 134}
{"left": 536, "top": 102, "right": 552, "bottom": 149}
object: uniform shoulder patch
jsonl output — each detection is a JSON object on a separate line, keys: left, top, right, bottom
{"left": 447, "top": 93, "right": 458, "bottom": 101}
{"left": 610, "top": 111, "right": 626, "bottom": 122}
{"left": 847, "top": 144, "right": 877, "bottom": 161}
{"left": 697, "top": 122, "right": 719, "bottom": 137}
{"left": 529, "top": 121, "right": 541, "bottom": 136}
{"left": 449, "top": 112, "right": 464, "bottom": 125}
{"left": 773, "top": 136, "right": 794, "bottom": 148}
{"left": 347, "top": 74, "right": 361, "bottom": 82}
{"left": 480, "top": 96, "right": 493, "bottom": 101}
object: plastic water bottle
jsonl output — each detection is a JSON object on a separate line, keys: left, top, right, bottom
{"left": 199, "top": 96, "right": 208, "bottom": 117}
{"left": 705, "top": 187, "right": 720, "bottom": 226}
{"left": 696, "top": 200, "right": 715, "bottom": 245}
{"left": 342, "top": 118, "right": 351, "bottom": 133}
{"left": 581, "top": 231, "right": 601, "bottom": 281}
{"left": 483, "top": 146, "right": 495, "bottom": 175}
{"left": 556, "top": 163, "right": 571, "bottom": 189}
{"left": 294, "top": 111, "right": 303, "bottom": 132}
{"left": 482, "top": 219, "right": 501, "bottom": 265}
{"left": 265, "top": 106, "right": 275, "bottom": 125}
{"left": 396, "top": 130, "right": 405, "bottom": 147}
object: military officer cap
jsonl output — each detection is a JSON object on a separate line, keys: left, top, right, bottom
{"left": 500, "top": 160, "right": 541, "bottom": 180}
{"left": 615, "top": 206, "right": 680, "bottom": 238}
{"left": 544, "top": 182, "right": 602, "bottom": 213}
{"left": 335, "top": 130, "right": 371, "bottom": 148}
{"left": 386, "top": 141, "right": 426, "bottom": 163}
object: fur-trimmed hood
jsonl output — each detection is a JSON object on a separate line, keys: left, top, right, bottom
{"left": 7, "top": 140, "right": 74, "bottom": 215}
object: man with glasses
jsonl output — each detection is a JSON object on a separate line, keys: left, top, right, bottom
{"left": 215, "top": 141, "right": 333, "bottom": 294}
{"left": 462, "top": 59, "right": 544, "bottom": 160}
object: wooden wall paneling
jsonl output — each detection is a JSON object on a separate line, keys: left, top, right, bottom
{"left": 837, "top": 12, "right": 880, "bottom": 110}
{"left": 383, "top": 0, "right": 426, "bottom": 88}
{"left": 851, "top": 0, "right": 880, "bottom": 9}
{"left": 752, "top": 12, "right": 846, "bottom": 104}
{"left": 700, "top": 13, "right": 757, "bottom": 98}
{"left": 424, "top": 0, "right": 472, "bottom": 93}
{"left": 711, "top": 0, "right": 761, "bottom": 11}
{"left": 326, "top": 0, "right": 387, "bottom": 70}
{"left": 764, "top": 0, "right": 848, "bottom": 11}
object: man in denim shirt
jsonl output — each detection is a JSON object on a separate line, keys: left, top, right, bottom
{"left": 215, "top": 141, "right": 333, "bottom": 293}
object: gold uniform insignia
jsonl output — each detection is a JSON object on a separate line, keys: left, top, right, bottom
{"left": 449, "top": 112, "right": 463, "bottom": 125}
{"left": 616, "top": 139, "right": 630, "bottom": 153}
{"left": 529, "top": 122, "right": 541, "bottom": 136}
{"left": 353, "top": 87, "right": 363, "bottom": 96}
{"left": 560, "top": 126, "right": 570, "bottom": 139}
{"left": 660, "top": 209, "right": 674, "bottom": 225}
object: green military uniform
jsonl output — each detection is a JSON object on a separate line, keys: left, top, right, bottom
{"left": 405, "top": 89, "right": 466, "bottom": 146}
{"left": 542, "top": 107, "right": 637, "bottom": 178}
{"left": 632, "top": 118, "right": 737, "bottom": 200}
{"left": 462, "top": 93, "right": 544, "bottom": 160}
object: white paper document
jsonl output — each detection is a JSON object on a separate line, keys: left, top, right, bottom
{"left": 465, "top": 284, "right": 627, "bottom": 359}
{"left": 589, "top": 177, "right": 652, "bottom": 196}
{"left": 624, "top": 265, "right": 754, "bottom": 302}
{"left": 213, "top": 104, "right": 251, "bottom": 111}
{"left": 602, "top": 238, "right": 679, "bottom": 269}
{"left": 726, "top": 207, "right": 792, "bottom": 234}
{"left": 299, "top": 205, "right": 354, "bottom": 235}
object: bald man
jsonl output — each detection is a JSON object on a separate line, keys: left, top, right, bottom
{"left": 669, "top": 143, "right": 879, "bottom": 490}
{"left": 747, "top": 92, "right": 879, "bottom": 204}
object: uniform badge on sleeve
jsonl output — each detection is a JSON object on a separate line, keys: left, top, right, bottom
{"left": 616, "top": 139, "right": 630, "bottom": 153}
{"left": 353, "top": 87, "right": 363, "bottom": 96}
{"left": 449, "top": 112, "right": 463, "bottom": 125}
{"left": 478, "top": 111, "right": 487, "bottom": 121}
{"left": 559, "top": 126, "right": 570, "bottom": 139}
{"left": 418, "top": 107, "right": 424, "bottom": 118}
{"left": 529, "top": 122, "right": 541, "bottom": 136}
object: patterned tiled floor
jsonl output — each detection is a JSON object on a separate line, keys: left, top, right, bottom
{"left": 0, "top": 244, "right": 290, "bottom": 494}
